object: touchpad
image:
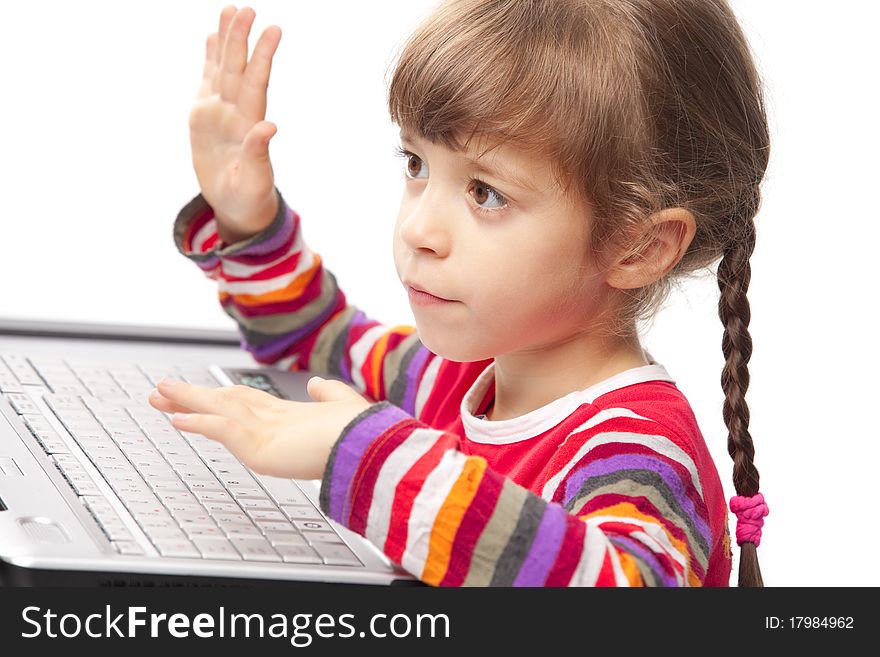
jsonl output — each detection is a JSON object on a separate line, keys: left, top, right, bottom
{"left": 222, "top": 368, "right": 317, "bottom": 402}
{"left": 18, "top": 517, "right": 70, "bottom": 544}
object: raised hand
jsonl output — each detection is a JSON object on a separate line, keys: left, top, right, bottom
{"left": 189, "top": 6, "right": 282, "bottom": 244}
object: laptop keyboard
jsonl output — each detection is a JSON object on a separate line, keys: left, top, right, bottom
{"left": 0, "top": 354, "right": 361, "bottom": 567}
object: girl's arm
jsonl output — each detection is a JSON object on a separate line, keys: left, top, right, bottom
{"left": 173, "top": 188, "right": 435, "bottom": 406}
{"left": 319, "top": 401, "right": 721, "bottom": 587}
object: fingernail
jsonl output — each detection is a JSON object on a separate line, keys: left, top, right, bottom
{"left": 172, "top": 413, "right": 190, "bottom": 425}
{"left": 159, "top": 376, "right": 179, "bottom": 387}
{"left": 149, "top": 388, "right": 161, "bottom": 398}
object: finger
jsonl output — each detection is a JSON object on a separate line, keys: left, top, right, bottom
{"left": 307, "top": 376, "right": 371, "bottom": 403}
{"left": 222, "top": 382, "right": 281, "bottom": 409}
{"left": 156, "top": 379, "right": 251, "bottom": 421}
{"left": 218, "top": 4, "right": 237, "bottom": 44}
{"left": 219, "top": 7, "right": 256, "bottom": 102}
{"left": 171, "top": 412, "right": 246, "bottom": 448}
{"left": 158, "top": 378, "right": 279, "bottom": 415}
{"left": 147, "top": 388, "right": 196, "bottom": 415}
{"left": 198, "top": 33, "right": 220, "bottom": 99}
{"left": 211, "top": 5, "right": 238, "bottom": 93}
{"left": 238, "top": 25, "right": 281, "bottom": 121}
{"left": 241, "top": 121, "right": 277, "bottom": 162}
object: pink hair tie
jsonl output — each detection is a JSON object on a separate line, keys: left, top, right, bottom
{"left": 728, "top": 492, "right": 769, "bottom": 547}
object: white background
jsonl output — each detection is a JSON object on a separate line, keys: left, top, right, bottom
{"left": 1, "top": 0, "right": 877, "bottom": 586}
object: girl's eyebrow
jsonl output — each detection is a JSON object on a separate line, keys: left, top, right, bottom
{"left": 399, "top": 131, "right": 540, "bottom": 193}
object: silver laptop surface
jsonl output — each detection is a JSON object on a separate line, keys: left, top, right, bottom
{"left": 0, "top": 318, "right": 419, "bottom": 586}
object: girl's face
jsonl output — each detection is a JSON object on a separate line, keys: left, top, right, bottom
{"left": 393, "top": 132, "right": 612, "bottom": 362}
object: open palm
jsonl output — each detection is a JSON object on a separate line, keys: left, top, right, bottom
{"left": 189, "top": 6, "right": 282, "bottom": 244}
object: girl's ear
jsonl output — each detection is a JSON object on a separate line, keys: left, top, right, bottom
{"left": 605, "top": 207, "right": 696, "bottom": 290}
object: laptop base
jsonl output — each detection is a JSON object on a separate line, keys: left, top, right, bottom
{"left": 0, "top": 561, "right": 426, "bottom": 587}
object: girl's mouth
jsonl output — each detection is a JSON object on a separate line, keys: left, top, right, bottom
{"left": 407, "top": 285, "right": 456, "bottom": 306}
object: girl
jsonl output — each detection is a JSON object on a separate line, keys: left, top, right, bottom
{"left": 150, "top": 0, "right": 770, "bottom": 587}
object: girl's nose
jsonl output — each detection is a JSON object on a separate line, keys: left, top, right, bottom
{"left": 398, "top": 193, "right": 451, "bottom": 257}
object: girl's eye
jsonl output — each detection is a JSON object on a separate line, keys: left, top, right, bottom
{"left": 468, "top": 179, "right": 507, "bottom": 212}
{"left": 394, "top": 146, "right": 427, "bottom": 179}
{"left": 394, "top": 145, "right": 509, "bottom": 214}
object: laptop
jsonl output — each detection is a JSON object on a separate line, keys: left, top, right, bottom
{"left": 0, "top": 317, "right": 421, "bottom": 586}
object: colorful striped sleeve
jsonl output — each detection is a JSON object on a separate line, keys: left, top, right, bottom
{"left": 172, "top": 189, "right": 438, "bottom": 407}
{"left": 319, "top": 401, "right": 713, "bottom": 587}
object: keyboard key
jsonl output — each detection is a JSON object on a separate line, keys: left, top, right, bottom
{"left": 237, "top": 497, "right": 278, "bottom": 512}
{"left": 43, "top": 393, "right": 87, "bottom": 413}
{"left": 112, "top": 541, "right": 146, "bottom": 556}
{"left": 254, "top": 520, "right": 297, "bottom": 534}
{"left": 115, "top": 491, "right": 160, "bottom": 506}
{"left": 22, "top": 414, "right": 55, "bottom": 434}
{"left": 126, "top": 500, "right": 168, "bottom": 516}
{"left": 109, "top": 368, "right": 152, "bottom": 384}
{"left": 302, "top": 531, "right": 346, "bottom": 545}
{"left": 34, "top": 433, "right": 71, "bottom": 454}
{"left": 245, "top": 509, "right": 286, "bottom": 523}
{"left": 66, "top": 476, "right": 101, "bottom": 497}
{"left": 1, "top": 354, "right": 44, "bottom": 385}
{"left": 175, "top": 512, "right": 216, "bottom": 527}
{"left": 275, "top": 544, "right": 323, "bottom": 565}
{"left": 110, "top": 481, "right": 153, "bottom": 497}
{"left": 216, "top": 474, "right": 256, "bottom": 488}
{"left": 3, "top": 392, "right": 41, "bottom": 415}
{"left": 281, "top": 505, "right": 326, "bottom": 521}
{"left": 265, "top": 532, "right": 308, "bottom": 546}
{"left": 101, "top": 522, "right": 134, "bottom": 542}
{"left": 193, "top": 490, "right": 235, "bottom": 504}
{"left": 149, "top": 480, "right": 189, "bottom": 493}
{"left": 0, "top": 359, "right": 24, "bottom": 392}
{"left": 228, "top": 538, "right": 281, "bottom": 562}
{"left": 166, "top": 502, "right": 206, "bottom": 516}
{"left": 312, "top": 542, "right": 362, "bottom": 567}
{"left": 193, "top": 538, "right": 241, "bottom": 560}
{"left": 212, "top": 511, "right": 252, "bottom": 526}
{"left": 214, "top": 471, "right": 256, "bottom": 487}
{"left": 175, "top": 467, "right": 216, "bottom": 481}
{"left": 293, "top": 520, "right": 334, "bottom": 533}
{"left": 201, "top": 501, "right": 241, "bottom": 515}
{"left": 187, "top": 480, "right": 226, "bottom": 493}
{"left": 184, "top": 525, "right": 226, "bottom": 539}
{"left": 0, "top": 378, "right": 23, "bottom": 394}
{"left": 229, "top": 485, "right": 267, "bottom": 499}
{"left": 51, "top": 383, "right": 90, "bottom": 395}
{"left": 135, "top": 513, "right": 176, "bottom": 529}
{"left": 222, "top": 523, "right": 263, "bottom": 538}
{"left": 155, "top": 490, "right": 201, "bottom": 505}
{"left": 88, "top": 385, "right": 128, "bottom": 401}
{"left": 82, "top": 395, "right": 129, "bottom": 413}
{"left": 135, "top": 466, "right": 179, "bottom": 481}
{"left": 180, "top": 370, "right": 221, "bottom": 388}
{"left": 144, "top": 527, "right": 188, "bottom": 541}
{"left": 153, "top": 539, "right": 200, "bottom": 558}
{"left": 260, "top": 477, "right": 312, "bottom": 506}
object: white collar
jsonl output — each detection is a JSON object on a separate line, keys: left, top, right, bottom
{"left": 459, "top": 355, "right": 676, "bottom": 445}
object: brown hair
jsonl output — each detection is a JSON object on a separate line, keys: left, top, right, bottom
{"left": 387, "top": 0, "right": 769, "bottom": 587}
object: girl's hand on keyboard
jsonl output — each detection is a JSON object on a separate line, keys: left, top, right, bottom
{"left": 148, "top": 376, "right": 373, "bottom": 480}
{"left": 190, "top": 5, "right": 282, "bottom": 245}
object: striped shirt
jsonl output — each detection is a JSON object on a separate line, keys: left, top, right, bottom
{"left": 174, "top": 189, "right": 733, "bottom": 587}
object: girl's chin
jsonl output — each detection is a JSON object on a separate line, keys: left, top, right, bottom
{"left": 414, "top": 327, "right": 489, "bottom": 363}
